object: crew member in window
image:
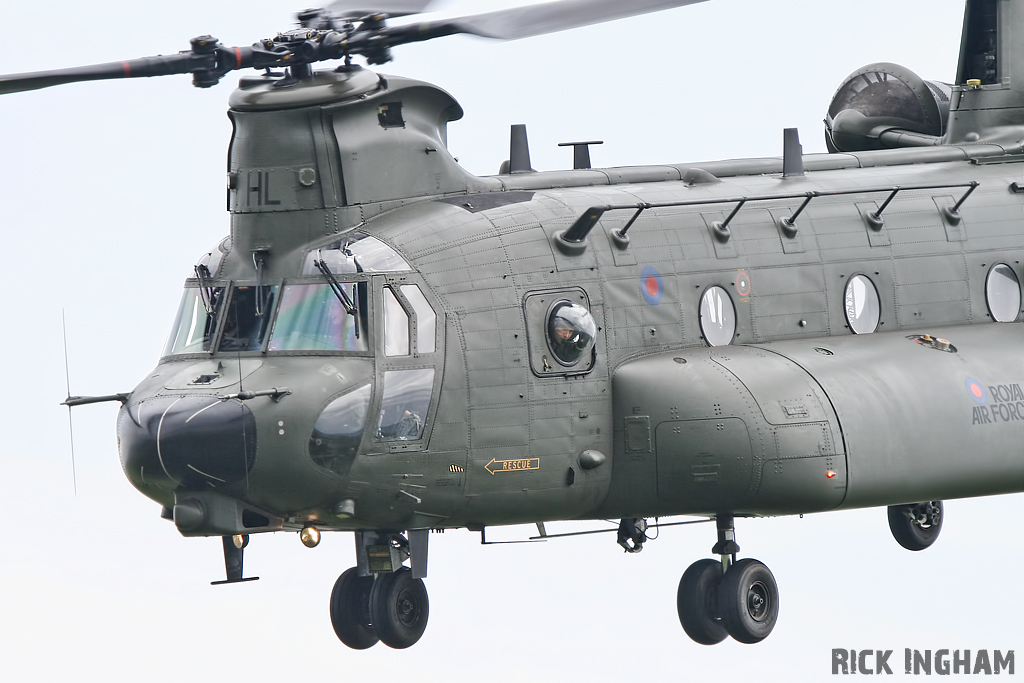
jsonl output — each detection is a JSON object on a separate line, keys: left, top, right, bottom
{"left": 550, "top": 317, "right": 587, "bottom": 361}
{"left": 393, "top": 409, "right": 423, "bottom": 439}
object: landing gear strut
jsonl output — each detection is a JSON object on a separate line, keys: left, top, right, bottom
{"left": 329, "top": 530, "right": 431, "bottom": 650}
{"left": 676, "top": 515, "right": 779, "bottom": 645}
{"left": 888, "top": 500, "right": 943, "bottom": 551}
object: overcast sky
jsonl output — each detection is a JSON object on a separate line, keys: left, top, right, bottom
{"left": 1, "top": 1, "right": 1021, "bottom": 681}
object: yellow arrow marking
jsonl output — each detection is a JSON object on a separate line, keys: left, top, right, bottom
{"left": 484, "top": 458, "right": 540, "bottom": 475}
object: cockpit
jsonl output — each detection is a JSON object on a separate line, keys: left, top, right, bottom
{"left": 149, "top": 230, "right": 440, "bottom": 483}
{"left": 162, "top": 231, "right": 427, "bottom": 358}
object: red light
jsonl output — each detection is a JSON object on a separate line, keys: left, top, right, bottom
{"left": 826, "top": 470, "right": 836, "bottom": 478}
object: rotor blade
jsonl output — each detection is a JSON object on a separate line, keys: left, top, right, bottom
{"left": 437, "top": 0, "right": 709, "bottom": 41}
{"left": 0, "top": 53, "right": 197, "bottom": 95}
{"left": 325, "top": 0, "right": 437, "bottom": 18}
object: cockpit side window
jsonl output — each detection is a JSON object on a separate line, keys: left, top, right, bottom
{"left": 383, "top": 287, "right": 411, "bottom": 356}
{"left": 219, "top": 286, "right": 278, "bottom": 352}
{"left": 376, "top": 369, "right": 434, "bottom": 441}
{"left": 401, "top": 285, "right": 436, "bottom": 354}
{"left": 269, "top": 283, "right": 369, "bottom": 352}
{"left": 164, "top": 287, "right": 224, "bottom": 356}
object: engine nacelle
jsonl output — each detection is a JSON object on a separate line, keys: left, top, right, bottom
{"left": 825, "top": 62, "right": 951, "bottom": 151}
{"left": 610, "top": 346, "right": 847, "bottom": 518}
{"left": 606, "top": 324, "right": 1024, "bottom": 519}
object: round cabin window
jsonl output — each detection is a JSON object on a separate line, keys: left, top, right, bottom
{"left": 546, "top": 300, "right": 597, "bottom": 366}
{"left": 699, "top": 286, "right": 736, "bottom": 346}
{"left": 985, "top": 263, "right": 1022, "bottom": 323}
{"left": 843, "top": 274, "right": 881, "bottom": 334}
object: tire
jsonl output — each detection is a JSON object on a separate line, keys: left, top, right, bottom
{"left": 329, "top": 567, "right": 379, "bottom": 649}
{"left": 718, "top": 558, "right": 779, "bottom": 644}
{"left": 888, "top": 501, "right": 943, "bottom": 551}
{"left": 369, "top": 567, "right": 429, "bottom": 649}
{"left": 677, "top": 559, "right": 728, "bottom": 645}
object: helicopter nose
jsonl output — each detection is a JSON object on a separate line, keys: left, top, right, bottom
{"left": 118, "top": 396, "right": 257, "bottom": 490}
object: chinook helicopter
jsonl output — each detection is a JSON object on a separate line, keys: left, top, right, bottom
{"left": 3, "top": 0, "right": 1023, "bottom": 658}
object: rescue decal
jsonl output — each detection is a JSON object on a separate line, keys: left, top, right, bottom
{"left": 484, "top": 458, "right": 540, "bottom": 475}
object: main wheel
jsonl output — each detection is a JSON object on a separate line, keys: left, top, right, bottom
{"left": 369, "top": 567, "right": 429, "bottom": 649}
{"left": 888, "top": 501, "right": 943, "bottom": 551}
{"left": 677, "top": 559, "right": 728, "bottom": 645}
{"left": 329, "top": 567, "right": 378, "bottom": 649}
{"left": 718, "top": 558, "right": 779, "bottom": 644}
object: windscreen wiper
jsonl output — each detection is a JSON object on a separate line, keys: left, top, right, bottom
{"left": 314, "top": 254, "right": 360, "bottom": 339}
{"left": 194, "top": 264, "right": 216, "bottom": 316}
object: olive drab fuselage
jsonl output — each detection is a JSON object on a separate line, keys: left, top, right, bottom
{"left": 115, "top": 64, "right": 1024, "bottom": 540}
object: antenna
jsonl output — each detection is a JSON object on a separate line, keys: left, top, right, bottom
{"left": 782, "top": 128, "right": 804, "bottom": 178}
{"left": 508, "top": 124, "right": 536, "bottom": 174}
{"left": 61, "top": 310, "right": 78, "bottom": 495}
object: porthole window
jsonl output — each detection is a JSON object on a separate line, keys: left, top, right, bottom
{"left": 844, "top": 274, "right": 881, "bottom": 334}
{"left": 546, "top": 301, "right": 597, "bottom": 366}
{"left": 986, "top": 263, "right": 1022, "bottom": 323}
{"left": 699, "top": 286, "right": 736, "bottom": 346}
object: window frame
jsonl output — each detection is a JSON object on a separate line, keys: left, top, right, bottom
{"left": 842, "top": 272, "right": 882, "bottom": 334}
{"left": 985, "top": 262, "right": 1022, "bottom": 323}
{"left": 698, "top": 284, "right": 738, "bottom": 347}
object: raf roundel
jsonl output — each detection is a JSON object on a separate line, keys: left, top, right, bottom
{"left": 640, "top": 266, "right": 664, "bottom": 306}
{"left": 965, "top": 377, "right": 989, "bottom": 405}
{"left": 735, "top": 271, "right": 751, "bottom": 297}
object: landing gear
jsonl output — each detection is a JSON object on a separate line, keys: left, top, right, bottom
{"left": 370, "top": 567, "right": 429, "bottom": 649}
{"left": 717, "top": 558, "right": 778, "bottom": 644}
{"left": 888, "top": 500, "right": 943, "bottom": 551}
{"left": 330, "top": 530, "right": 431, "bottom": 650}
{"left": 329, "top": 568, "right": 378, "bottom": 649}
{"left": 677, "top": 559, "right": 727, "bottom": 644}
{"left": 676, "top": 515, "right": 780, "bottom": 646}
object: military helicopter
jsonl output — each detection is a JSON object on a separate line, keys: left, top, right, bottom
{"left": 3, "top": 0, "right": 1022, "bottom": 659}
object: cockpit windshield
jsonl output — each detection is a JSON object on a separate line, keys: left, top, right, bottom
{"left": 219, "top": 286, "right": 277, "bottom": 352}
{"left": 164, "top": 277, "right": 375, "bottom": 356}
{"left": 268, "top": 283, "right": 369, "bottom": 352}
{"left": 164, "top": 287, "right": 224, "bottom": 356}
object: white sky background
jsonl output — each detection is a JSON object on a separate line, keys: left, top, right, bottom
{"left": 0, "top": 0, "right": 1021, "bottom": 680}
